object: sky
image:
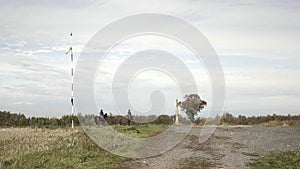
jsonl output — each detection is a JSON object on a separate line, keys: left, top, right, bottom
{"left": 0, "top": 0, "right": 299, "bottom": 117}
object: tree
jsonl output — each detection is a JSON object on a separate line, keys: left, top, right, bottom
{"left": 179, "top": 94, "right": 207, "bottom": 122}
{"left": 155, "top": 115, "right": 172, "bottom": 125}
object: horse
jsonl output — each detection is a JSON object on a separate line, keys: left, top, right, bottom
{"left": 94, "top": 113, "right": 108, "bottom": 127}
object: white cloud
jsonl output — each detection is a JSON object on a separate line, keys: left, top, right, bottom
{"left": 224, "top": 66, "right": 300, "bottom": 114}
{"left": 0, "top": 0, "right": 299, "bottom": 117}
{"left": 13, "top": 102, "right": 33, "bottom": 105}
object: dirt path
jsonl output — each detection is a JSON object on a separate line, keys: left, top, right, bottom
{"left": 122, "top": 126, "right": 300, "bottom": 169}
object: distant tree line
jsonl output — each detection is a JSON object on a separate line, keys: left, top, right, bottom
{"left": 217, "top": 113, "right": 300, "bottom": 125}
{"left": 78, "top": 113, "right": 181, "bottom": 126}
{"left": 0, "top": 111, "right": 79, "bottom": 128}
{"left": 1, "top": 111, "right": 300, "bottom": 127}
{"left": 0, "top": 111, "right": 179, "bottom": 127}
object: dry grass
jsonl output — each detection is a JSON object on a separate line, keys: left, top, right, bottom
{"left": 0, "top": 127, "right": 127, "bottom": 169}
{"left": 0, "top": 128, "right": 74, "bottom": 156}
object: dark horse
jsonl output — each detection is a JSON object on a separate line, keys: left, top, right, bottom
{"left": 94, "top": 113, "right": 108, "bottom": 127}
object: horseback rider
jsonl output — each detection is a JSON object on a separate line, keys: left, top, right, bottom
{"left": 99, "top": 109, "right": 104, "bottom": 117}
{"left": 127, "top": 109, "right": 133, "bottom": 126}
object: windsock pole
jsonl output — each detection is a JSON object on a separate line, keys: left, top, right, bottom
{"left": 175, "top": 99, "right": 179, "bottom": 125}
{"left": 66, "top": 32, "right": 74, "bottom": 129}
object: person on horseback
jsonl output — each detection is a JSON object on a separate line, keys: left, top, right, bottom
{"left": 127, "top": 109, "right": 133, "bottom": 126}
{"left": 99, "top": 109, "right": 104, "bottom": 117}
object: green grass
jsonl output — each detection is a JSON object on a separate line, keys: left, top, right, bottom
{"left": 2, "top": 130, "right": 127, "bottom": 169}
{"left": 246, "top": 150, "right": 300, "bottom": 169}
{"left": 212, "top": 135, "right": 231, "bottom": 140}
{"left": 113, "top": 124, "right": 168, "bottom": 138}
{"left": 0, "top": 125, "right": 168, "bottom": 169}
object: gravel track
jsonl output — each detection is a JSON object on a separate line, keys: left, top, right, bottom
{"left": 123, "top": 126, "right": 300, "bottom": 169}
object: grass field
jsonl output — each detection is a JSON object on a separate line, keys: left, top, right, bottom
{"left": 246, "top": 150, "right": 300, "bottom": 169}
{"left": 113, "top": 124, "right": 168, "bottom": 138}
{"left": 0, "top": 125, "right": 167, "bottom": 169}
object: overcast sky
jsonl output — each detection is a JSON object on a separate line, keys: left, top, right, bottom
{"left": 0, "top": 0, "right": 299, "bottom": 117}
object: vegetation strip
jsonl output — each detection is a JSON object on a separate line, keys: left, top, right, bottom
{"left": 246, "top": 150, "right": 300, "bottom": 169}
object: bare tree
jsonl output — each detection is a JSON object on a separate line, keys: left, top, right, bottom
{"left": 179, "top": 94, "right": 207, "bottom": 122}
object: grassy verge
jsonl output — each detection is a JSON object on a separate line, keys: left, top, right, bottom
{"left": 113, "top": 124, "right": 168, "bottom": 138}
{"left": 1, "top": 129, "right": 128, "bottom": 169}
{"left": 0, "top": 125, "right": 168, "bottom": 169}
{"left": 246, "top": 150, "right": 300, "bottom": 169}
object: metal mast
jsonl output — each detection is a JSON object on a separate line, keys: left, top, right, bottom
{"left": 66, "top": 32, "right": 74, "bottom": 129}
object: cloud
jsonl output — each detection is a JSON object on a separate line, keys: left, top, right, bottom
{"left": 4, "top": 41, "right": 27, "bottom": 48}
{"left": 0, "top": 0, "right": 299, "bottom": 117}
{"left": 0, "top": 0, "right": 100, "bottom": 8}
{"left": 224, "top": 66, "right": 300, "bottom": 115}
{"left": 13, "top": 102, "right": 33, "bottom": 105}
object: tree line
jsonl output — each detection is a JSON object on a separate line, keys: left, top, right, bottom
{"left": 0, "top": 111, "right": 79, "bottom": 128}
{"left": 217, "top": 113, "right": 300, "bottom": 125}
{"left": 1, "top": 110, "right": 300, "bottom": 127}
{"left": 0, "top": 111, "right": 178, "bottom": 127}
